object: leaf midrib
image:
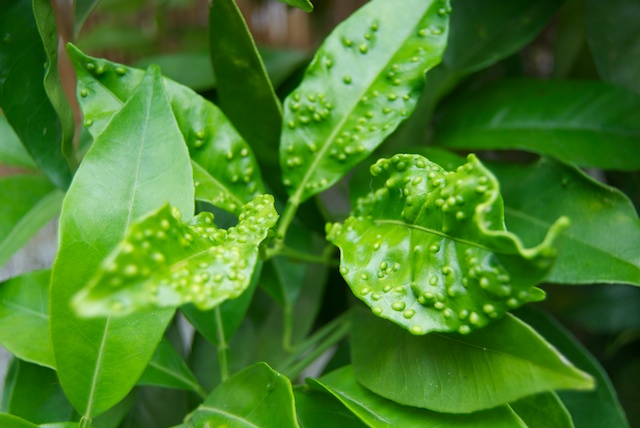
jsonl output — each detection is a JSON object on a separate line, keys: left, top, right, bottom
{"left": 197, "top": 406, "right": 262, "bottom": 428}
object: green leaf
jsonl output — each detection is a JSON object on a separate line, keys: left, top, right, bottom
{"left": 74, "top": 0, "right": 100, "bottom": 36}
{"left": 209, "top": 0, "right": 283, "bottom": 182}
{"left": 191, "top": 362, "right": 299, "bottom": 428}
{"left": 0, "top": 175, "right": 63, "bottom": 269}
{"left": 444, "top": 0, "right": 562, "bottom": 73}
{"left": 134, "top": 52, "right": 216, "bottom": 92}
{"left": 494, "top": 158, "right": 640, "bottom": 286}
{"left": 294, "top": 389, "right": 367, "bottom": 428}
{"left": 138, "top": 337, "right": 206, "bottom": 397}
{"left": 509, "top": 392, "right": 574, "bottom": 428}
{"left": 435, "top": 79, "right": 640, "bottom": 171}
{"left": 515, "top": 307, "right": 630, "bottom": 428}
{"left": 310, "top": 365, "right": 528, "bottom": 427}
{"left": 280, "top": 0, "right": 449, "bottom": 204}
{"left": 181, "top": 261, "right": 262, "bottom": 345}
{"left": 50, "top": 66, "right": 194, "bottom": 418}
{"left": 0, "top": 413, "right": 37, "bottom": 428}
{"left": 72, "top": 195, "right": 277, "bottom": 316}
{"left": 351, "top": 307, "right": 593, "bottom": 414}
{"left": 585, "top": 0, "right": 640, "bottom": 93}
{"left": 279, "top": 0, "right": 313, "bottom": 13}
{"left": 0, "top": 270, "right": 54, "bottom": 368}
{"left": 67, "top": 44, "right": 264, "bottom": 215}
{"left": 0, "top": 114, "right": 35, "bottom": 168}
{"left": 1, "top": 359, "right": 75, "bottom": 424}
{"left": 0, "top": 0, "right": 73, "bottom": 189}
{"left": 327, "top": 153, "right": 567, "bottom": 335}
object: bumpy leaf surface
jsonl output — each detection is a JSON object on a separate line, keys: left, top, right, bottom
{"left": 327, "top": 154, "right": 568, "bottom": 335}
{"left": 67, "top": 45, "right": 263, "bottom": 215}
{"left": 73, "top": 195, "right": 277, "bottom": 316}
{"left": 280, "top": 0, "right": 450, "bottom": 203}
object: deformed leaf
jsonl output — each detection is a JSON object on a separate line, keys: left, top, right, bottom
{"left": 73, "top": 195, "right": 278, "bottom": 317}
{"left": 280, "top": 0, "right": 450, "bottom": 203}
{"left": 191, "top": 362, "right": 299, "bottom": 428}
{"left": 67, "top": 44, "right": 264, "bottom": 215}
{"left": 327, "top": 153, "right": 568, "bottom": 335}
{"left": 310, "top": 365, "right": 528, "bottom": 427}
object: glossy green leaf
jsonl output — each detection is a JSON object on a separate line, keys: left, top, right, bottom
{"left": 50, "top": 66, "right": 194, "bottom": 418}
{"left": 280, "top": 0, "right": 450, "bottom": 204}
{"left": 327, "top": 153, "right": 567, "bottom": 335}
{"left": 181, "top": 261, "right": 262, "bottom": 345}
{"left": 279, "top": 0, "right": 313, "bottom": 12}
{"left": 0, "top": 270, "right": 54, "bottom": 367}
{"left": 73, "top": 195, "right": 277, "bottom": 316}
{"left": 311, "top": 365, "right": 527, "bottom": 427}
{"left": 0, "top": 114, "right": 35, "bottom": 168}
{"left": 444, "top": 0, "right": 562, "bottom": 73}
{"left": 138, "top": 337, "right": 206, "bottom": 396}
{"left": 515, "top": 307, "right": 630, "bottom": 428}
{"left": 509, "top": 392, "right": 574, "bottom": 428}
{"left": 0, "top": 0, "right": 73, "bottom": 189}
{"left": 435, "top": 79, "right": 640, "bottom": 170}
{"left": 67, "top": 44, "right": 264, "bottom": 215}
{"left": 585, "top": 0, "right": 640, "bottom": 93}
{"left": 351, "top": 307, "right": 593, "bottom": 414}
{"left": 493, "top": 158, "right": 640, "bottom": 286}
{"left": 2, "top": 359, "right": 75, "bottom": 424}
{"left": 294, "top": 389, "right": 366, "bottom": 428}
{"left": 209, "top": 0, "right": 283, "bottom": 179}
{"left": 191, "top": 362, "right": 299, "bottom": 427}
{"left": 0, "top": 413, "right": 37, "bottom": 428}
{"left": 0, "top": 175, "right": 63, "bottom": 269}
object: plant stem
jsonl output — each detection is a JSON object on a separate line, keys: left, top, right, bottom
{"left": 275, "top": 196, "right": 301, "bottom": 246}
{"left": 79, "top": 416, "right": 92, "bottom": 428}
{"left": 214, "top": 306, "right": 230, "bottom": 382}
{"left": 283, "top": 320, "right": 351, "bottom": 380}
{"left": 283, "top": 304, "right": 294, "bottom": 352}
{"left": 273, "top": 244, "right": 338, "bottom": 267}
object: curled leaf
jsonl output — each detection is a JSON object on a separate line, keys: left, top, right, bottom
{"left": 73, "top": 195, "right": 278, "bottom": 317}
{"left": 327, "top": 154, "right": 568, "bottom": 335}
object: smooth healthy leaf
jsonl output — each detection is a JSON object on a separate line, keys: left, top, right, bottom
{"left": 435, "top": 79, "right": 640, "bottom": 171}
{"left": 50, "top": 67, "right": 194, "bottom": 418}
{"left": 280, "top": 0, "right": 450, "bottom": 204}
{"left": 0, "top": 270, "right": 54, "bottom": 367}
{"left": 515, "top": 307, "right": 630, "bottom": 428}
{"left": 67, "top": 44, "right": 264, "bottom": 215}
{"left": 493, "top": 158, "right": 640, "bottom": 286}
{"left": 585, "top": 0, "right": 640, "bottom": 94}
{"left": 509, "top": 392, "right": 574, "bottom": 428}
{"left": 294, "top": 389, "right": 367, "bottom": 428}
{"left": 0, "top": 114, "right": 35, "bottom": 168}
{"left": 444, "top": 0, "right": 562, "bottom": 73}
{"left": 72, "top": 195, "right": 277, "bottom": 316}
{"left": 350, "top": 307, "right": 593, "bottom": 414}
{"left": 0, "top": 175, "right": 63, "bottom": 269}
{"left": 327, "top": 153, "right": 568, "bottom": 335}
{"left": 138, "top": 337, "right": 207, "bottom": 397}
{"left": 0, "top": 0, "right": 73, "bottom": 189}
{"left": 209, "top": 0, "right": 283, "bottom": 177}
{"left": 310, "top": 365, "right": 528, "bottom": 427}
{"left": 2, "top": 359, "right": 75, "bottom": 424}
{"left": 279, "top": 0, "right": 313, "bottom": 13}
{"left": 191, "top": 362, "right": 299, "bottom": 428}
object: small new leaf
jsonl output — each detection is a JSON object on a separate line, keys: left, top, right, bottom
{"left": 74, "top": 195, "right": 278, "bottom": 317}
{"left": 327, "top": 154, "right": 568, "bottom": 335}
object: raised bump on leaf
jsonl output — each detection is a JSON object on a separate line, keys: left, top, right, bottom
{"left": 73, "top": 195, "right": 278, "bottom": 317}
{"left": 327, "top": 154, "right": 568, "bottom": 335}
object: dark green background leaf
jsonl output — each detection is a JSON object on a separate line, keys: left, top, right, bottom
{"left": 509, "top": 392, "right": 574, "bottom": 428}
{"left": 435, "top": 79, "right": 640, "bottom": 171}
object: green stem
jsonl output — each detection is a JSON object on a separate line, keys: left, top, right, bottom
{"left": 279, "top": 310, "right": 352, "bottom": 371}
{"left": 283, "top": 320, "right": 351, "bottom": 380}
{"left": 214, "top": 306, "right": 230, "bottom": 382}
{"left": 79, "top": 416, "right": 92, "bottom": 428}
{"left": 275, "top": 196, "right": 301, "bottom": 245}
{"left": 283, "top": 304, "right": 294, "bottom": 352}
{"left": 274, "top": 245, "right": 338, "bottom": 267}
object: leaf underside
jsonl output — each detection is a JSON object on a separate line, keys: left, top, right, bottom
{"left": 327, "top": 153, "right": 568, "bottom": 335}
{"left": 73, "top": 195, "right": 278, "bottom": 317}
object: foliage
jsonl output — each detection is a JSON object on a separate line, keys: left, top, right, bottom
{"left": 0, "top": 0, "right": 638, "bottom": 427}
